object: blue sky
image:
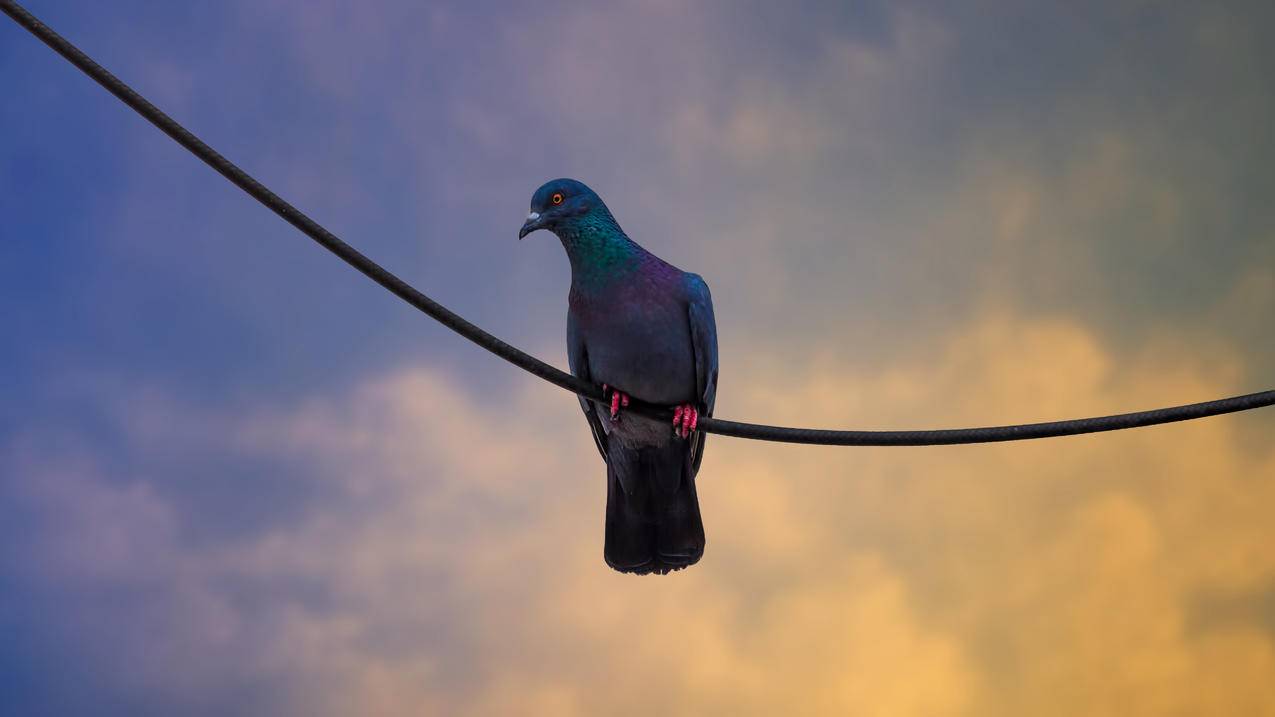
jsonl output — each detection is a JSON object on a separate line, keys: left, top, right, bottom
{"left": 3, "top": 1, "right": 1275, "bottom": 714}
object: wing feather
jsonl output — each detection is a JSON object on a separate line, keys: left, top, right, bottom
{"left": 568, "top": 314, "right": 610, "bottom": 463}
{"left": 685, "top": 273, "right": 719, "bottom": 475}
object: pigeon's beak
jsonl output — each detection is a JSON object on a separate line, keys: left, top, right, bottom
{"left": 518, "top": 211, "right": 543, "bottom": 240}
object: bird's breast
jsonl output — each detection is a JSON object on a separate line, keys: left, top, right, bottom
{"left": 572, "top": 285, "right": 696, "bottom": 407}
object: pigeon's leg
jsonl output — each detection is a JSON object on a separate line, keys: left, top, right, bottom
{"left": 602, "top": 384, "right": 630, "bottom": 422}
{"left": 673, "top": 404, "right": 699, "bottom": 439}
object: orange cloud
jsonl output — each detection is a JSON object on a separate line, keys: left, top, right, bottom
{"left": 7, "top": 307, "right": 1272, "bottom": 715}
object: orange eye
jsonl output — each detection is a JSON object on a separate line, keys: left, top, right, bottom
{"left": 551, "top": 192, "right": 564, "bottom": 205}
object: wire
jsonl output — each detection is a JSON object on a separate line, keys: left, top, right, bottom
{"left": 4, "top": 0, "right": 1273, "bottom": 446}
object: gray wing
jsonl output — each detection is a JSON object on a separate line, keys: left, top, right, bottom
{"left": 568, "top": 312, "right": 610, "bottom": 463}
{"left": 686, "top": 273, "right": 719, "bottom": 475}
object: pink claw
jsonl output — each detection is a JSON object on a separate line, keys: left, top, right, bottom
{"left": 604, "top": 384, "right": 629, "bottom": 421}
{"left": 673, "top": 404, "right": 698, "bottom": 439}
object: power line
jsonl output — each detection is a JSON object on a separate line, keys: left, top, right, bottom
{"left": 4, "top": 0, "right": 1273, "bottom": 446}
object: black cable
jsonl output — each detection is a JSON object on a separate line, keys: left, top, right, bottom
{"left": 4, "top": 0, "right": 1273, "bottom": 446}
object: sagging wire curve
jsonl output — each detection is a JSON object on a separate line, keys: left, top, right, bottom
{"left": 4, "top": 0, "right": 1272, "bottom": 446}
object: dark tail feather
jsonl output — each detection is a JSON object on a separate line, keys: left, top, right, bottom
{"left": 604, "top": 443, "right": 705, "bottom": 575}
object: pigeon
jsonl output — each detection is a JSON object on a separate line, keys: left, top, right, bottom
{"left": 519, "top": 178, "right": 719, "bottom": 575}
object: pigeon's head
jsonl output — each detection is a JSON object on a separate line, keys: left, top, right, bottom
{"left": 518, "top": 178, "right": 610, "bottom": 240}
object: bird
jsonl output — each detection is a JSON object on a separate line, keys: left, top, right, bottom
{"left": 519, "top": 178, "right": 719, "bottom": 575}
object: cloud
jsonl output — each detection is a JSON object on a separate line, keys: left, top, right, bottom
{"left": 6, "top": 0, "right": 1275, "bottom": 713}
{"left": 5, "top": 304, "right": 1273, "bottom": 715}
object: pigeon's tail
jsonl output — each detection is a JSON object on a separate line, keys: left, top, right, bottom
{"left": 604, "top": 442, "right": 705, "bottom": 575}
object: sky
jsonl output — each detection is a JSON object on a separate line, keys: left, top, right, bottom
{"left": 2, "top": 0, "right": 1274, "bottom": 714}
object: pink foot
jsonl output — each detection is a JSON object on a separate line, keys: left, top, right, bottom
{"left": 672, "top": 404, "right": 699, "bottom": 439}
{"left": 602, "top": 384, "right": 630, "bottom": 422}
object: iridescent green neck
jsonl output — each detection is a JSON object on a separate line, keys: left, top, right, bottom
{"left": 556, "top": 210, "right": 641, "bottom": 291}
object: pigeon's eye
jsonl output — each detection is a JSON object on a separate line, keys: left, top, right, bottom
{"left": 551, "top": 192, "right": 564, "bottom": 205}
